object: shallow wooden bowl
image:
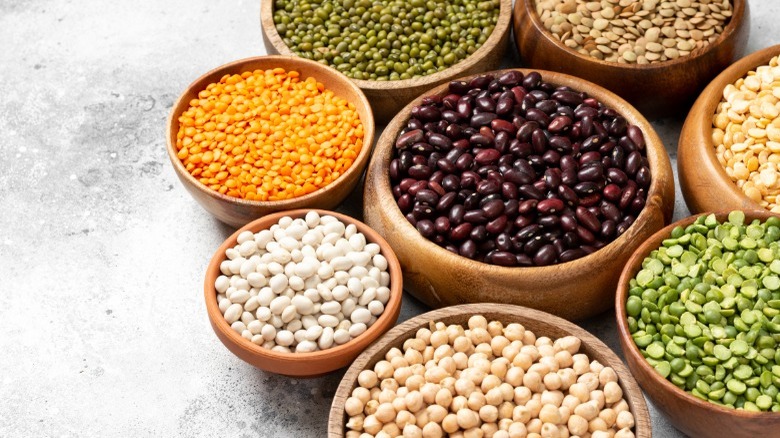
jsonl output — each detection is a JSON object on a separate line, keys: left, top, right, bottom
{"left": 260, "top": 0, "right": 513, "bottom": 124}
{"left": 204, "top": 209, "right": 402, "bottom": 377}
{"left": 166, "top": 56, "right": 375, "bottom": 228}
{"left": 616, "top": 210, "right": 780, "bottom": 437}
{"left": 363, "top": 68, "right": 675, "bottom": 321}
{"left": 513, "top": 0, "right": 750, "bottom": 116}
{"left": 679, "top": 45, "right": 780, "bottom": 214}
{"left": 329, "top": 303, "right": 652, "bottom": 437}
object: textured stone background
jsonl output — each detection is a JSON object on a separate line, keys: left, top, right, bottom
{"left": 0, "top": 0, "right": 777, "bottom": 436}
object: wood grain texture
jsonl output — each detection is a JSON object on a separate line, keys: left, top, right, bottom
{"left": 679, "top": 44, "right": 780, "bottom": 214}
{"left": 203, "top": 209, "right": 402, "bottom": 377}
{"left": 328, "top": 303, "right": 652, "bottom": 437}
{"left": 166, "top": 56, "right": 375, "bottom": 228}
{"left": 513, "top": 0, "right": 750, "bottom": 117}
{"left": 260, "top": 0, "right": 513, "bottom": 124}
{"left": 616, "top": 211, "right": 780, "bottom": 438}
{"left": 363, "top": 68, "right": 675, "bottom": 321}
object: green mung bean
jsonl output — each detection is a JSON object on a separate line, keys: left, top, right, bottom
{"left": 627, "top": 212, "right": 780, "bottom": 412}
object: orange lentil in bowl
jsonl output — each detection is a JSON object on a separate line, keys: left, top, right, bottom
{"left": 175, "top": 68, "right": 364, "bottom": 201}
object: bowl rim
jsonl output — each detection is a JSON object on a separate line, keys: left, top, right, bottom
{"left": 259, "top": 0, "right": 513, "bottom": 91}
{"left": 204, "top": 208, "right": 403, "bottom": 364}
{"left": 329, "top": 303, "right": 652, "bottom": 437}
{"left": 517, "top": 0, "right": 747, "bottom": 70}
{"left": 615, "top": 209, "right": 780, "bottom": 419}
{"left": 680, "top": 44, "right": 780, "bottom": 210}
{"left": 368, "top": 67, "right": 673, "bottom": 276}
{"left": 165, "top": 55, "right": 375, "bottom": 209}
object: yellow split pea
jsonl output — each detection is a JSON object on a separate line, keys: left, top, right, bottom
{"left": 176, "top": 68, "right": 363, "bottom": 201}
{"left": 713, "top": 55, "right": 780, "bottom": 212}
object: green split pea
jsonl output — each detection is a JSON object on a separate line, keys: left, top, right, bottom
{"left": 626, "top": 211, "right": 780, "bottom": 412}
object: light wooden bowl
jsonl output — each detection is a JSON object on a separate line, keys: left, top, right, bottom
{"left": 679, "top": 44, "right": 780, "bottom": 214}
{"left": 363, "top": 68, "right": 675, "bottom": 321}
{"left": 260, "top": 0, "right": 513, "bottom": 124}
{"left": 166, "top": 56, "right": 375, "bottom": 228}
{"left": 513, "top": 0, "right": 750, "bottom": 116}
{"left": 616, "top": 211, "right": 780, "bottom": 437}
{"left": 204, "top": 209, "right": 402, "bottom": 377}
{"left": 329, "top": 303, "right": 652, "bottom": 437}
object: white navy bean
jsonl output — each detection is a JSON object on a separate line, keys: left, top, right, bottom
{"left": 334, "top": 329, "right": 351, "bottom": 345}
{"left": 368, "top": 300, "right": 384, "bottom": 316}
{"left": 215, "top": 275, "right": 230, "bottom": 293}
{"left": 319, "top": 314, "right": 340, "bottom": 328}
{"left": 224, "top": 304, "right": 243, "bottom": 323}
{"left": 231, "top": 321, "right": 247, "bottom": 334}
{"left": 269, "top": 296, "right": 291, "bottom": 315}
{"left": 351, "top": 307, "right": 372, "bottom": 325}
{"left": 332, "top": 284, "right": 350, "bottom": 301}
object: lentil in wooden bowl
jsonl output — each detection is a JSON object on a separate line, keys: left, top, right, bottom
{"left": 513, "top": 0, "right": 749, "bottom": 117}
{"left": 166, "top": 56, "right": 374, "bottom": 228}
{"left": 204, "top": 209, "right": 403, "bottom": 377}
{"left": 679, "top": 44, "right": 780, "bottom": 214}
{"left": 329, "top": 303, "right": 651, "bottom": 437}
{"left": 616, "top": 211, "right": 780, "bottom": 437}
{"left": 363, "top": 68, "right": 675, "bottom": 321}
{"left": 261, "top": 0, "right": 513, "bottom": 124}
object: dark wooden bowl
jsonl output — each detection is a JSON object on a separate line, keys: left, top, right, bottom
{"left": 513, "top": 0, "right": 750, "bottom": 117}
{"left": 329, "top": 303, "right": 652, "bottom": 437}
{"left": 204, "top": 209, "right": 402, "bottom": 377}
{"left": 363, "top": 68, "right": 675, "bottom": 321}
{"left": 260, "top": 0, "right": 513, "bottom": 124}
{"left": 616, "top": 211, "right": 780, "bottom": 438}
{"left": 679, "top": 44, "right": 780, "bottom": 214}
{"left": 166, "top": 56, "right": 375, "bottom": 228}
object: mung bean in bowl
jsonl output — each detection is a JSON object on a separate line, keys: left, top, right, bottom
{"left": 363, "top": 68, "right": 675, "bottom": 321}
{"left": 260, "top": 0, "right": 513, "bottom": 123}
{"left": 166, "top": 56, "right": 374, "bottom": 227}
{"left": 679, "top": 44, "right": 780, "bottom": 214}
{"left": 204, "top": 209, "right": 402, "bottom": 377}
{"left": 329, "top": 303, "right": 651, "bottom": 437}
{"left": 616, "top": 210, "right": 780, "bottom": 438}
{"left": 513, "top": 0, "right": 750, "bottom": 116}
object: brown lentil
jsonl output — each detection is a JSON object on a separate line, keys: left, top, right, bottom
{"left": 535, "top": 0, "right": 733, "bottom": 64}
{"left": 713, "top": 56, "right": 780, "bottom": 211}
{"left": 176, "top": 68, "right": 363, "bottom": 201}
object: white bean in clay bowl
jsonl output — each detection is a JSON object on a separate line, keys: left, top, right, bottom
{"left": 215, "top": 210, "right": 392, "bottom": 353}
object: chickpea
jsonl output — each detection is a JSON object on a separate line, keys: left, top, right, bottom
{"left": 468, "top": 391, "right": 488, "bottom": 411}
{"left": 572, "top": 358, "right": 590, "bottom": 376}
{"left": 527, "top": 418, "right": 543, "bottom": 434}
{"left": 436, "top": 387, "right": 454, "bottom": 408}
{"left": 427, "top": 404, "right": 448, "bottom": 423}
{"left": 577, "top": 373, "right": 599, "bottom": 392}
{"left": 598, "top": 408, "right": 617, "bottom": 428}
{"left": 502, "top": 345, "right": 520, "bottom": 362}
{"left": 539, "top": 404, "right": 563, "bottom": 424}
{"left": 405, "top": 338, "right": 427, "bottom": 352}
{"left": 363, "top": 414, "right": 382, "bottom": 435}
{"left": 491, "top": 336, "right": 511, "bottom": 356}
{"left": 541, "top": 390, "right": 564, "bottom": 407}
{"left": 423, "top": 346, "right": 435, "bottom": 362}
{"left": 390, "top": 356, "right": 408, "bottom": 369}
{"left": 529, "top": 363, "right": 551, "bottom": 377}
{"left": 378, "top": 389, "right": 396, "bottom": 404}
{"left": 406, "top": 375, "right": 426, "bottom": 391}
{"left": 482, "top": 375, "right": 502, "bottom": 393}
{"left": 454, "top": 352, "right": 470, "bottom": 370}
{"left": 416, "top": 328, "right": 432, "bottom": 345}
{"left": 405, "top": 348, "right": 424, "bottom": 366}
{"left": 513, "top": 352, "right": 534, "bottom": 371}
{"left": 512, "top": 405, "right": 531, "bottom": 423}
{"left": 541, "top": 422, "right": 561, "bottom": 438}
{"left": 386, "top": 347, "right": 403, "bottom": 361}
{"left": 589, "top": 361, "right": 605, "bottom": 375}
{"left": 588, "top": 417, "right": 608, "bottom": 433}
{"left": 346, "top": 431, "right": 361, "bottom": 438}
{"left": 375, "top": 430, "right": 392, "bottom": 438}
{"left": 558, "top": 406, "right": 571, "bottom": 424}
{"left": 452, "top": 395, "right": 469, "bottom": 412}
{"left": 353, "top": 386, "right": 371, "bottom": 404}
{"left": 403, "top": 424, "right": 423, "bottom": 438}
{"left": 421, "top": 382, "right": 440, "bottom": 404}
{"left": 471, "top": 328, "right": 492, "bottom": 345}
{"left": 345, "top": 396, "right": 365, "bottom": 416}
{"left": 370, "top": 387, "right": 381, "bottom": 401}
{"left": 526, "top": 398, "right": 542, "bottom": 417}
{"left": 469, "top": 315, "right": 489, "bottom": 330}
{"left": 543, "top": 372, "right": 562, "bottom": 391}
{"left": 561, "top": 395, "right": 581, "bottom": 411}
{"left": 480, "top": 404, "right": 500, "bottom": 423}
{"left": 523, "top": 371, "right": 544, "bottom": 393}
{"left": 396, "top": 410, "right": 416, "bottom": 428}
{"left": 555, "top": 336, "right": 581, "bottom": 355}
{"left": 603, "top": 382, "right": 623, "bottom": 405}
{"left": 365, "top": 400, "right": 379, "bottom": 415}
{"left": 573, "top": 401, "right": 599, "bottom": 421}
{"left": 514, "top": 386, "right": 532, "bottom": 405}
{"left": 380, "top": 379, "right": 398, "bottom": 393}
{"left": 447, "top": 324, "right": 465, "bottom": 343}
{"left": 440, "top": 356, "right": 457, "bottom": 375}
{"left": 498, "top": 418, "right": 513, "bottom": 431}
{"left": 465, "top": 426, "right": 486, "bottom": 438}
{"left": 520, "top": 345, "right": 540, "bottom": 362}
{"left": 457, "top": 408, "right": 482, "bottom": 430}
{"left": 598, "top": 368, "right": 618, "bottom": 387}
{"left": 558, "top": 369, "right": 577, "bottom": 391}
{"left": 491, "top": 359, "right": 509, "bottom": 380}
{"left": 475, "top": 343, "right": 494, "bottom": 357}
{"left": 374, "top": 402, "right": 396, "bottom": 423}
{"left": 482, "top": 422, "right": 499, "bottom": 437}
{"left": 431, "top": 330, "right": 449, "bottom": 348}
{"left": 442, "top": 413, "right": 460, "bottom": 433}
{"left": 416, "top": 409, "right": 430, "bottom": 428}
{"left": 358, "top": 370, "right": 378, "bottom": 388}
{"left": 611, "top": 400, "right": 629, "bottom": 414}
{"left": 538, "top": 344, "right": 556, "bottom": 358}
{"left": 508, "top": 421, "right": 528, "bottom": 438}
{"left": 555, "top": 351, "right": 573, "bottom": 368}
{"left": 405, "top": 390, "right": 424, "bottom": 413}
{"left": 425, "top": 365, "right": 449, "bottom": 384}
{"left": 615, "top": 411, "right": 634, "bottom": 430}
{"left": 506, "top": 367, "right": 525, "bottom": 387}
{"left": 392, "top": 396, "right": 407, "bottom": 413}
{"left": 499, "top": 383, "right": 515, "bottom": 402}
{"left": 485, "top": 387, "right": 504, "bottom": 406}
{"left": 394, "top": 366, "right": 414, "bottom": 386}
{"left": 504, "top": 324, "right": 525, "bottom": 342}
{"left": 382, "top": 422, "right": 401, "bottom": 436}
{"left": 347, "top": 414, "right": 365, "bottom": 431}
{"left": 567, "top": 414, "right": 588, "bottom": 436}
{"left": 423, "top": 421, "right": 444, "bottom": 438}
{"left": 614, "top": 428, "right": 635, "bottom": 438}
{"left": 590, "top": 431, "right": 611, "bottom": 438}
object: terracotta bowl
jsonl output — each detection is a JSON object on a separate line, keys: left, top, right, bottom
{"left": 363, "top": 68, "right": 675, "bottom": 321}
{"left": 329, "top": 303, "right": 652, "bottom": 437}
{"left": 204, "top": 209, "right": 402, "bottom": 377}
{"left": 679, "top": 44, "right": 780, "bottom": 214}
{"left": 260, "top": 0, "right": 513, "bottom": 124}
{"left": 616, "top": 210, "right": 780, "bottom": 438}
{"left": 166, "top": 56, "right": 375, "bottom": 228}
{"left": 513, "top": 0, "right": 750, "bottom": 117}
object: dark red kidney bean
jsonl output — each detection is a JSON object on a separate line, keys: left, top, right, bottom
{"left": 576, "top": 225, "right": 596, "bottom": 244}
{"left": 455, "top": 153, "right": 474, "bottom": 171}
{"left": 476, "top": 180, "right": 500, "bottom": 195}
{"left": 617, "top": 219, "right": 632, "bottom": 235}
{"left": 393, "top": 185, "right": 403, "bottom": 198}
{"left": 422, "top": 95, "right": 442, "bottom": 106}
{"left": 499, "top": 70, "right": 523, "bottom": 86}
{"left": 442, "top": 174, "right": 460, "bottom": 192}
{"left": 533, "top": 180, "right": 547, "bottom": 192}
{"left": 459, "top": 240, "right": 477, "bottom": 258}
{"left": 469, "top": 75, "right": 493, "bottom": 89}
{"left": 611, "top": 145, "right": 626, "bottom": 168}
{"left": 562, "top": 231, "right": 579, "bottom": 248}
{"left": 390, "top": 159, "right": 401, "bottom": 181}
{"left": 449, "top": 80, "right": 469, "bottom": 94}
{"left": 416, "top": 219, "right": 435, "bottom": 237}
{"left": 411, "top": 154, "right": 427, "bottom": 166}
{"left": 408, "top": 164, "right": 432, "bottom": 179}
{"left": 600, "top": 201, "right": 621, "bottom": 223}
{"left": 495, "top": 132, "right": 511, "bottom": 154}
{"left": 464, "top": 192, "right": 481, "bottom": 210}
{"left": 533, "top": 245, "right": 557, "bottom": 266}
{"left": 558, "top": 185, "right": 579, "bottom": 205}
{"left": 559, "top": 248, "right": 586, "bottom": 262}
{"left": 518, "top": 199, "right": 538, "bottom": 215}
{"left": 574, "top": 182, "right": 599, "bottom": 196}
{"left": 490, "top": 251, "right": 517, "bottom": 267}
{"left": 531, "top": 129, "right": 548, "bottom": 153}
{"left": 412, "top": 204, "right": 434, "bottom": 219}
{"left": 548, "top": 115, "right": 572, "bottom": 133}
{"left": 417, "top": 106, "right": 441, "bottom": 122}
{"left": 452, "top": 139, "right": 471, "bottom": 150}
{"left": 437, "top": 158, "right": 456, "bottom": 174}
{"left": 552, "top": 237, "right": 565, "bottom": 255}
{"left": 579, "top": 151, "right": 601, "bottom": 165}
{"left": 619, "top": 183, "right": 636, "bottom": 210}
{"left": 537, "top": 215, "right": 560, "bottom": 228}
{"left": 525, "top": 108, "right": 551, "bottom": 126}
{"left": 576, "top": 206, "right": 601, "bottom": 233}
{"left": 606, "top": 168, "right": 628, "bottom": 185}
{"left": 577, "top": 164, "right": 604, "bottom": 182}
{"left": 491, "top": 119, "right": 517, "bottom": 135}
{"left": 519, "top": 184, "right": 544, "bottom": 200}
{"left": 579, "top": 115, "right": 594, "bottom": 138}
{"left": 560, "top": 213, "right": 577, "bottom": 231}
{"left": 504, "top": 199, "right": 519, "bottom": 216}
{"left": 415, "top": 189, "right": 439, "bottom": 205}
{"left": 470, "top": 225, "right": 488, "bottom": 242}
{"left": 513, "top": 254, "right": 531, "bottom": 266}
{"left": 495, "top": 233, "right": 512, "bottom": 251}
{"left": 536, "top": 99, "right": 558, "bottom": 114}
{"left": 510, "top": 86, "right": 527, "bottom": 104}
{"left": 516, "top": 224, "right": 541, "bottom": 240}
{"left": 608, "top": 116, "right": 627, "bottom": 136}
{"left": 516, "top": 121, "right": 538, "bottom": 141}
{"left": 601, "top": 220, "right": 616, "bottom": 238}
{"left": 480, "top": 240, "right": 497, "bottom": 254}
{"left": 625, "top": 150, "right": 642, "bottom": 176}
{"left": 499, "top": 181, "right": 518, "bottom": 200}
{"left": 618, "top": 135, "right": 637, "bottom": 153}
{"left": 524, "top": 236, "right": 547, "bottom": 256}
{"left": 470, "top": 112, "right": 497, "bottom": 127}
{"left": 442, "top": 94, "right": 459, "bottom": 109}
{"left": 630, "top": 195, "right": 645, "bottom": 215}
{"left": 542, "top": 150, "right": 561, "bottom": 165}
{"left": 560, "top": 154, "right": 577, "bottom": 172}
{"left": 445, "top": 245, "right": 458, "bottom": 254}
{"left": 436, "top": 192, "right": 457, "bottom": 212}
{"left": 552, "top": 90, "right": 584, "bottom": 107}
{"left": 464, "top": 210, "right": 488, "bottom": 224}
{"left": 574, "top": 105, "right": 598, "bottom": 119}
{"left": 522, "top": 71, "right": 542, "bottom": 89}
{"left": 457, "top": 100, "right": 472, "bottom": 119}
{"left": 407, "top": 118, "right": 424, "bottom": 130}
{"left": 603, "top": 183, "right": 622, "bottom": 202}
{"left": 581, "top": 135, "right": 602, "bottom": 152}
{"left": 396, "top": 129, "right": 424, "bottom": 149}
{"left": 627, "top": 125, "right": 645, "bottom": 150}
{"left": 537, "top": 198, "right": 564, "bottom": 214}
{"left": 397, "top": 194, "right": 412, "bottom": 213}
{"left": 399, "top": 178, "right": 416, "bottom": 192}
{"left": 482, "top": 199, "right": 505, "bottom": 219}
{"left": 449, "top": 204, "right": 466, "bottom": 224}
{"left": 579, "top": 193, "right": 601, "bottom": 207}
{"left": 405, "top": 213, "right": 418, "bottom": 227}
{"left": 549, "top": 135, "right": 573, "bottom": 153}
{"left": 514, "top": 215, "right": 533, "bottom": 229}
{"left": 496, "top": 97, "right": 514, "bottom": 115}
{"left": 486, "top": 215, "right": 508, "bottom": 234}
{"left": 428, "top": 133, "right": 452, "bottom": 150}
{"left": 544, "top": 169, "right": 562, "bottom": 189}
{"left": 445, "top": 124, "right": 464, "bottom": 139}
{"left": 636, "top": 166, "right": 651, "bottom": 188}
{"left": 449, "top": 222, "right": 473, "bottom": 241}
{"left": 475, "top": 148, "right": 501, "bottom": 165}
{"left": 408, "top": 180, "right": 428, "bottom": 196}
{"left": 476, "top": 96, "right": 496, "bottom": 112}
{"left": 470, "top": 133, "right": 493, "bottom": 147}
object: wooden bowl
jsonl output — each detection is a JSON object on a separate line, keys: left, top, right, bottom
{"left": 329, "top": 303, "right": 652, "bottom": 437}
{"left": 513, "top": 0, "right": 750, "bottom": 117}
{"left": 166, "top": 56, "right": 375, "bottom": 228}
{"left": 260, "top": 0, "right": 513, "bottom": 124}
{"left": 204, "top": 209, "right": 402, "bottom": 377}
{"left": 363, "top": 68, "right": 675, "bottom": 321}
{"left": 616, "top": 210, "right": 780, "bottom": 438}
{"left": 679, "top": 44, "right": 780, "bottom": 214}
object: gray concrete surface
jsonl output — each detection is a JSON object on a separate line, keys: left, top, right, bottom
{"left": 0, "top": 0, "right": 777, "bottom": 436}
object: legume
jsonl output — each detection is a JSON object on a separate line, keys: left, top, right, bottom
{"left": 626, "top": 211, "right": 780, "bottom": 412}
{"left": 215, "top": 211, "right": 391, "bottom": 353}
{"left": 176, "top": 68, "right": 363, "bottom": 200}
{"left": 713, "top": 56, "right": 780, "bottom": 211}
{"left": 344, "top": 315, "right": 636, "bottom": 437}
{"left": 535, "top": 0, "right": 733, "bottom": 65}
{"left": 272, "top": 0, "right": 500, "bottom": 81}
{"left": 390, "top": 71, "right": 651, "bottom": 267}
